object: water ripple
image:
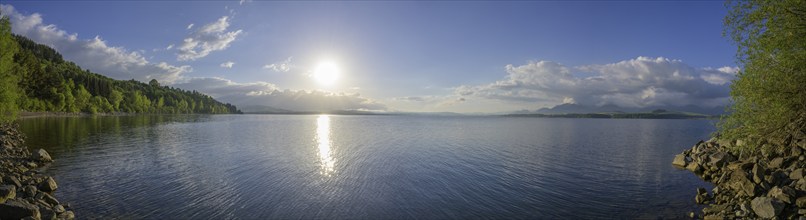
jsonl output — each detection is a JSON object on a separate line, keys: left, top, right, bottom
{"left": 20, "top": 115, "right": 715, "bottom": 219}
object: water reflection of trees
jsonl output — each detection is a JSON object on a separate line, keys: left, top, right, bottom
{"left": 17, "top": 115, "right": 211, "bottom": 156}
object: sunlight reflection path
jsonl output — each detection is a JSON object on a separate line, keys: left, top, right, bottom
{"left": 316, "top": 115, "right": 336, "bottom": 176}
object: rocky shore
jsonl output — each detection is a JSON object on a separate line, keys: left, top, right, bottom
{"left": 0, "top": 123, "right": 74, "bottom": 220}
{"left": 674, "top": 135, "right": 806, "bottom": 219}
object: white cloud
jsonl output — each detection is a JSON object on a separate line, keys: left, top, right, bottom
{"left": 1, "top": 4, "right": 190, "bottom": 83}
{"left": 717, "top": 66, "right": 739, "bottom": 74}
{"left": 186, "top": 23, "right": 194, "bottom": 30}
{"left": 177, "top": 16, "right": 242, "bottom": 61}
{"left": 699, "top": 66, "right": 739, "bottom": 85}
{"left": 263, "top": 56, "right": 293, "bottom": 72}
{"left": 172, "top": 77, "right": 387, "bottom": 112}
{"left": 456, "top": 57, "right": 735, "bottom": 108}
{"left": 166, "top": 44, "right": 174, "bottom": 50}
{"left": 220, "top": 61, "right": 235, "bottom": 68}
{"left": 239, "top": 0, "right": 252, "bottom": 5}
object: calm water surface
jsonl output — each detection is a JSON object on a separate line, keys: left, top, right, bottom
{"left": 19, "top": 115, "right": 713, "bottom": 219}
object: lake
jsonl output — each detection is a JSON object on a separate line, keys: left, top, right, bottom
{"left": 19, "top": 115, "right": 713, "bottom": 219}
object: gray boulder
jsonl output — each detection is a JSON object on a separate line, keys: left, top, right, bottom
{"left": 0, "top": 185, "right": 15, "bottom": 203}
{"left": 32, "top": 148, "right": 52, "bottom": 162}
{"left": 38, "top": 192, "right": 59, "bottom": 206}
{"left": 769, "top": 157, "right": 784, "bottom": 169}
{"left": 41, "top": 208, "right": 57, "bottom": 220}
{"left": 695, "top": 187, "right": 710, "bottom": 204}
{"left": 767, "top": 186, "right": 796, "bottom": 204}
{"left": 23, "top": 185, "right": 37, "bottom": 197}
{"left": 709, "top": 151, "right": 734, "bottom": 167}
{"left": 751, "top": 197, "right": 783, "bottom": 219}
{"left": 3, "top": 175, "right": 21, "bottom": 188}
{"left": 752, "top": 163, "right": 766, "bottom": 184}
{"left": 791, "top": 168, "right": 804, "bottom": 180}
{"left": 0, "top": 199, "right": 41, "bottom": 220}
{"left": 54, "top": 204, "right": 65, "bottom": 213}
{"left": 58, "top": 210, "right": 75, "bottom": 220}
{"left": 686, "top": 162, "right": 702, "bottom": 173}
{"left": 39, "top": 176, "right": 57, "bottom": 192}
{"left": 730, "top": 169, "right": 757, "bottom": 196}
{"left": 797, "top": 196, "right": 806, "bottom": 208}
{"left": 673, "top": 154, "right": 688, "bottom": 167}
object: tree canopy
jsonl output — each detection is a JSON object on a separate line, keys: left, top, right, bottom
{"left": 720, "top": 0, "right": 806, "bottom": 152}
{"left": 0, "top": 17, "right": 241, "bottom": 119}
{"left": 0, "top": 17, "right": 20, "bottom": 123}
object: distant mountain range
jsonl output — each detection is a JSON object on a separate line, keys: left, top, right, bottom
{"left": 524, "top": 103, "right": 726, "bottom": 116}
{"left": 241, "top": 103, "right": 726, "bottom": 118}
{"left": 239, "top": 105, "right": 298, "bottom": 114}
{"left": 240, "top": 105, "right": 465, "bottom": 116}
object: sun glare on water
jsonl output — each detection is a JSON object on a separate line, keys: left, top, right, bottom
{"left": 312, "top": 61, "right": 340, "bottom": 86}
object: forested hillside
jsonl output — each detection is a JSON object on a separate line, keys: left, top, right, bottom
{"left": 0, "top": 17, "right": 240, "bottom": 122}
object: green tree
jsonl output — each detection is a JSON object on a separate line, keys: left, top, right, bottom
{"left": 89, "top": 96, "right": 112, "bottom": 114}
{"left": 74, "top": 85, "right": 92, "bottom": 112}
{"left": 109, "top": 89, "right": 123, "bottom": 111}
{"left": 720, "top": 0, "right": 806, "bottom": 152}
{"left": 149, "top": 79, "right": 160, "bottom": 87}
{"left": 63, "top": 80, "right": 79, "bottom": 113}
{"left": 0, "top": 17, "right": 20, "bottom": 122}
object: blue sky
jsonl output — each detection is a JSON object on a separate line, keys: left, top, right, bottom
{"left": 1, "top": 1, "right": 737, "bottom": 113}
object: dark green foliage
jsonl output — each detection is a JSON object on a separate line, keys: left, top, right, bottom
{"left": 720, "top": 0, "right": 806, "bottom": 152}
{"left": 0, "top": 21, "right": 241, "bottom": 115}
{"left": 0, "top": 17, "right": 21, "bottom": 122}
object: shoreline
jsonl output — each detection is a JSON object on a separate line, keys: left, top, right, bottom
{"left": 673, "top": 137, "right": 806, "bottom": 218}
{"left": 0, "top": 123, "right": 75, "bottom": 219}
{"left": 18, "top": 111, "right": 135, "bottom": 119}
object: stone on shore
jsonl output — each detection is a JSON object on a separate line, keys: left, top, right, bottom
{"left": 674, "top": 135, "right": 806, "bottom": 219}
{"left": 673, "top": 154, "right": 688, "bottom": 167}
{"left": 23, "top": 185, "right": 37, "bottom": 197}
{"left": 752, "top": 163, "right": 766, "bottom": 184}
{"left": 797, "top": 197, "right": 806, "bottom": 208}
{"left": 31, "top": 148, "right": 52, "bottom": 162}
{"left": 695, "top": 187, "right": 710, "bottom": 204}
{"left": 751, "top": 197, "right": 784, "bottom": 219}
{"left": 0, "top": 199, "right": 41, "bottom": 220}
{"left": 0, "top": 184, "right": 16, "bottom": 203}
{"left": 686, "top": 162, "right": 702, "bottom": 173}
{"left": 791, "top": 168, "right": 805, "bottom": 180}
{"left": 709, "top": 151, "right": 733, "bottom": 167}
{"left": 53, "top": 204, "right": 65, "bottom": 213}
{"left": 767, "top": 186, "right": 796, "bottom": 204}
{"left": 0, "top": 124, "right": 72, "bottom": 219}
{"left": 39, "top": 176, "right": 57, "bottom": 192}
{"left": 769, "top": 157, "right": 784, "bottom": 169}
{"left": 58, "top": 210, "right": 75, "bottom": 219}
{"left": 37, "top": 192, "right": 59, "bottom": 206}
{"left": 4, "top": 175, "right": 22, "bottom": 188}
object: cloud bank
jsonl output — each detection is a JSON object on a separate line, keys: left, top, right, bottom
{"left": 455, "top": 57, "right": 736, "bottom": 109}
{"left": 173, "top": 77, "right": 387, "bottom": 112}
{"left": 1, "top": 4, "right": 190, "bottom": 83}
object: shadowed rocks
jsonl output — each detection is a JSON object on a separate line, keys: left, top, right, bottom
{"left": 0, "top": 123, "right": 74, "bottom": 220}
{"left": 673, "top": 133, "right": 806, "bottom": 219}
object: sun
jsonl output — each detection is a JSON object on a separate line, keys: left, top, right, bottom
{"left": 312, "top": 61, "right": 340, "bottom": 86}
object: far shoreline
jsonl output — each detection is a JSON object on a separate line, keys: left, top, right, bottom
{"left": 16, "top": 111, "right": 722, "bottom": 120}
